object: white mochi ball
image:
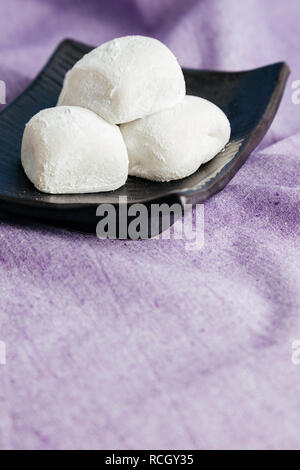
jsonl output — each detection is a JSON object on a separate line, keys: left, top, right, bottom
{"left": 21, "top": 106, "right": 128, "bottom": 194}
{"left": 57, "top": 35, "right": 186, "bottom": 124}
{"left": 120, "top": 95, "right": 231, "bottom": 182}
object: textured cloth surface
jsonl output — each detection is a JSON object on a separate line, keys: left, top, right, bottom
{"left": 0, "top": 0, "right": 300, "bottom": 450}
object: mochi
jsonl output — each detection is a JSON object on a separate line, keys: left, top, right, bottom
{"left": 57, "top": 36, "right": 185, "bottom": 124}
{"left": 120, "top": 95, "right": 231, "bottom": 182}
{"left": 21, "top": 106, "right": 128, "bottom": 194}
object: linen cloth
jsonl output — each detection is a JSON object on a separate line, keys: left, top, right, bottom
{"left": 0, "top": 0, "right": 299, "bottom": 450}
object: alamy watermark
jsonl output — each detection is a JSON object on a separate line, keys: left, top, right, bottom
{"left": 0, "top": 340, "right": 6, "bottom": 365}
{"left": 291, "top": 339, "right": 300, "bottom": 365}
{"left": 0, "top": 80, "right": 6, "bottom": 104}
{"left": 96, "top": 196, "right": 204, "bottom": 250}
{"left": 291, "top": 80, "right": 300, "bottom": 105}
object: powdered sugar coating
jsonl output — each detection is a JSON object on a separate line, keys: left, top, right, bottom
{"left": 21, "top": 106, "right": 128, "bottom": 194}
{"left": 57, "top": 36, "right": 185, "bottom": 124}
{"left": 120, "top": 95, "right": 231, "bottom": 182}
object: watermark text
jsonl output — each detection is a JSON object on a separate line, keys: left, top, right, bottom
{"left": 0, "top": 80, "right": 6, "bottom": 104}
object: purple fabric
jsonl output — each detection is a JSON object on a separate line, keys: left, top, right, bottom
{"left": 0, "top": 0, "right": 299, "bottom": 450}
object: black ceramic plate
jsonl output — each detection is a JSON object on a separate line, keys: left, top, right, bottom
{"left": 0, "top": 39, "right": 289, "bottom": 234}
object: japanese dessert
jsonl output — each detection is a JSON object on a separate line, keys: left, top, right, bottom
{"left": 21, "top": 106, "right": 128, "bottom": 194}
{"left": 57, "top": 35, "right": 185, "bottom": 124}
{"left": 120, "top": 95, "right": 231, "bottom": 182}
{"left": 21, "top": 36, "right": 231, "bottom": 194}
